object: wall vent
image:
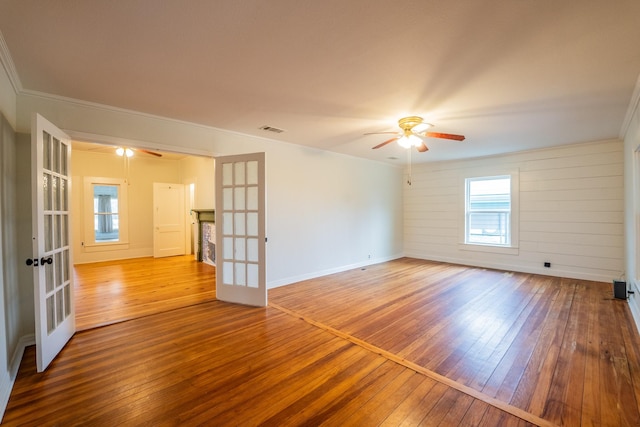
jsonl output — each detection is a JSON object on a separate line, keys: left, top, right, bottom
{"left": 259, "top": 125, "right": 285, "bottom": 134}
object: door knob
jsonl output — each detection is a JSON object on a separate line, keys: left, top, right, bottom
{"left": 26, "top": 257, "right": 53, "bottom": 267}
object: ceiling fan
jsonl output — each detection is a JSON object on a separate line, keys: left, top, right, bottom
{"left": 115, "top": 147, "right": 162, "bottom": 158}
{"left": 367, "top": 116, "right": 465, "bottom": 152}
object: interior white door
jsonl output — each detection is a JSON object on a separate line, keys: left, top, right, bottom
{"left": 153, "top": 183, "right": 186, "bottom": 258}
{"left": 31, "top": 113, "right": 75, "bottom": 372}
{"left": 215, "top": 152, "right": 266, "bottom": 307}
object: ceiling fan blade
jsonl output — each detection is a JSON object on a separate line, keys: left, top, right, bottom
{"left": 372, "top": 137, "right": 399, "bottom": 149}
{"left": 416, "top": 142, "right": 429, "bottom": 152}
{"left": 364, "top": 131, "right": 399, "bottom": 136}
{"left": 423, "top": 132, "right": 466, "bottom": 141}
{"left": 138, "top": 148, "right": 163, "bottom": 157}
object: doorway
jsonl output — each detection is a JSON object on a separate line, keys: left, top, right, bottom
{"left": 70, "top": 141, "right": 217, "bottom": 330}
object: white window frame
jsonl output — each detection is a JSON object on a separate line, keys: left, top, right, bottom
{"left": 459, "top": 170, "right": 519, "bottom": 255}
{"left": 83, "top": 177, "right": 129, "bottom": 252}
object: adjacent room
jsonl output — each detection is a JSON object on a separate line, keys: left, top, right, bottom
{"left": 69, "top": 142, "right": 217, "bottom": 329}
{"left": 1, "top": 1, "right": 640, "bottom": 426}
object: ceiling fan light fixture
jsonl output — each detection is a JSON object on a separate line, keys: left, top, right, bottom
{"left": 116, "top": 147, "right": 134, "bottom": 157}
{"left": 412, "top": 122, "right": 433, "bottom": 133}
{"left": 397, "top": 133, "right": 422, "bottom": 148}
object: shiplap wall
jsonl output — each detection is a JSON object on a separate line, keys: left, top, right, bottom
{"left": 404, "top": 139, "right": 624, "bottom": 282}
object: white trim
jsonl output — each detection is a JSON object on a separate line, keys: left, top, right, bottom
{"left": 459, "top": 168, "right": 520, "bottom": 254}
{"left": 620, "top": 73, "right": 640, "bottom": 140}
{"left": 65, "top": 130, "right": 215, "bottom": 159}
{"left": 267, "top": 254, "right": 403, "bottom": 289}
{"left": 0, "top": 106, "right": 9, "bottom": 423}
{"left": 458, "top": 243, "right": 519, "bottom": 256}
{"left": 0, "top": 334, "right": 34, "bottom": 422}
{"left": 628, "top": 281, "right": 640, "bottom": 335}
{"left": 20, "top": 91, "right": 400, "bottom": 167}
{"left": 0, "top": 30, "right": 22, "bottom": 94}
{"left": 405, "top": 253, "right": 615, "bottom": 283}
{"left": 73, "top": 247, "right": 152, "bottom": 264}
{"left": 23, "top": 89, "right": 307, "bottom": 146}
{"left": 0, "top": 371, "right": 9, "bottom": 423}
{"left": 9, "top": 335, "right": 34, "bottom": 378}
{"left": 83, "top": 177, "right": 130, "bottom": 250}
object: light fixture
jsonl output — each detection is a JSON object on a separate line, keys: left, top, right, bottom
{"left": 411, "top": 122, "right": 432, "bottom": 133}
{"left": 397, "top": 132, "right": 423, "bottom": 148}
{"left": 116, "top": 147, "right": 134, "bottom": 157}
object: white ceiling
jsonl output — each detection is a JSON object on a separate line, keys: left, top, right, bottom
{"left": 1, "top": 1, "right": 639, "bottom": 164}
{"left": 70, "top": 140, "right": 188, "bottom": 160}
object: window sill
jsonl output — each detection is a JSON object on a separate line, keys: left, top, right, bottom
{"left": 459, "top": 243, "right": 519, "bottom": 256}
{"left": 83, "top": 242, "right": 130, "bottom": 253}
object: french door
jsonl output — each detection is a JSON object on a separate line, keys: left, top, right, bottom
{"left": 31, "top": 113, "right": 75, "bottom": 372}
{"left": 215, "top": 153, "right": 266, "bottom": 306}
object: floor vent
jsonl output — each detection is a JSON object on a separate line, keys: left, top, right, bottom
{"left": 259, "top": 125, "right": 285, "bottom": 133}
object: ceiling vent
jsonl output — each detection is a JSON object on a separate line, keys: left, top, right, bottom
{"left": 259, "top": 125, "right": 285, "bottom": 134}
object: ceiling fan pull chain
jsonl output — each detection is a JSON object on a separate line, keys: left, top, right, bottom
{"left": 407, "top": 149, "right": 412, "bottom": 186}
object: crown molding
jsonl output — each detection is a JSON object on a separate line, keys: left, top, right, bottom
{"left": 0, "top": 30, "right": 23, "bottom": 94}
{"left": 620, "top": 73, "right": 640, "bottom": 140}
{"left": 19, "top": 88, "right": 301, "bottom": 147}
{"left": 65, "top": 129, "right": 215, "bottom": 158}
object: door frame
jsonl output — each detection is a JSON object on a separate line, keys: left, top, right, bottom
{"left": 62, "top": 132, "right": 218, "bottom": 312}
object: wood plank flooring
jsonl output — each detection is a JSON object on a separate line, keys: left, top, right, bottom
{"left": 4, "top": 301, "right": 534, "bottom": 426}
{"left": 269, "top": 258, "right": 640, "bottom": 426}
{"left": 4, "top": 257, "right": 640, "bottom": 426}
{"left": 74, "top": 255, "right": 216, "bottom": 330}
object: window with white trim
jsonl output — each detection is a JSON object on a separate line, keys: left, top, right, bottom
{"left": 465, "top": 175, "right": 512, "bottom": 246}
{"left": 83, "top": 177, "right": 129, "bottom": 250}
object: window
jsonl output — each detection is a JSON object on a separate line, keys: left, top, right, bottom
{"left": 94, "top": 185, "right": 120, "bottom": 242}
{"left": 83, "top": 177, "right": 129, "bottom": 250}
{"left": 465, "top": 175, "right": 512, "bottom": 246}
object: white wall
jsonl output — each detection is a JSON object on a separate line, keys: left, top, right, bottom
{"left": 0, "top": 110, "right": 12, "bottom": 421}
{"left": 0, "top": 54, "right": 18, "bottom": 419}
{"left": 71, "top": 150, "right": 184, "bottom": 263}
{"left": 180, "top": 155, "right": 215, "bottom": 210}
{"left": 16, "top": 92, "right": 405, "bottom": 288}
{"left": 405, "top": 139, "right": 624, "bottom": 282}
{"left": 624, "top": 79, "right": 640, "bottom": 330}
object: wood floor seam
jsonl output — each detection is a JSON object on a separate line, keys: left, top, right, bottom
{"left": 269, "top": 301, "right": 559, "bottom": 427}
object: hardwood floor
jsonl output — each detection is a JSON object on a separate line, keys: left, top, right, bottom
{"left": 270, "top": 259, "right": 640, "bottom": 426}
{"left": 74, "top": 255, "right": 216, "bottom": 330}
{"left": 3, "top": 258, "right": 640, "bottom": 426}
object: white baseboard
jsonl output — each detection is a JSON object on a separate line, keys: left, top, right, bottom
{"left": 628, "top": 281, "right": 640, "bottom": 335}
{"left": 267, "top": 254, "right": 403, "bottom": 289}
{"left": 0, "top": 333, "right": 34, "bottom": 422}
{"left": 0, "top": 370, "right": 10, "bottom": 424}
{"left": 9, "top": 334, "right": 34, "bottom": 378}
{"left": 404, "top": 253, "right": 615, "bottom": 283}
